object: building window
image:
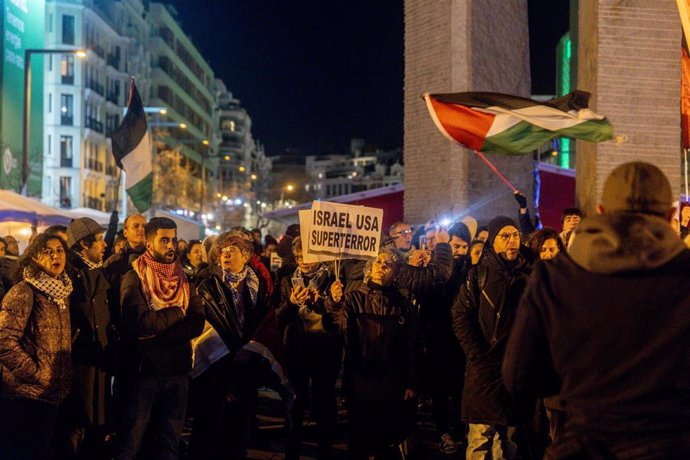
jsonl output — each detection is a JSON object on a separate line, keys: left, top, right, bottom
{"left": 62, "top": 15, "right": 75, "bottom": 45}
{"left": 48, "top": 93, "right": 52, "bottom": 113}
{"left": 61, "top": 54, "right": 74, "bottom": 85}
{"left": 59, "top": 176, "right": 72, "bottom": 208}
{"left": 48, "top": 55, "right": 52, "bottom": 71}
{"left": 49, "top": 14, "right": 53, "bottom": 32}
{"left": 60, "top": 136, "right": 73, "bottom": 167}
{"left": 60, "top": 94, "right": 73, "bottom": 125}
{"left": 47, "top": 135, "right": 51, "bottom": 155}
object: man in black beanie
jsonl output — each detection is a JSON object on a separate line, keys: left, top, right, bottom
{"left": 452, "top": 215, "right": 533, "bottom": 459}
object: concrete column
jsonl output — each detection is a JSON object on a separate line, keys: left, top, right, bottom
{"left": 576, "top": 0, "right": 681, "bottom": 214}
{"left": 404, "top": 0, "right": 532, "bottom": 225}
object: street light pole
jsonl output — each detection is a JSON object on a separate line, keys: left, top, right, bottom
{"left": 22, "top": 48, "right": 86, "bottom": 196}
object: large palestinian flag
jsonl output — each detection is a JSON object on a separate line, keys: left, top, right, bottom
{"left": 109, "top": 79, "right": 153, "bottom": 212}
{"left": 423, "top": 91, "right": 613, "bottom": 155}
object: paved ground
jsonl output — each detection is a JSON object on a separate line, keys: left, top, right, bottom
{"left": 182, "top": 388, "right": 468, "bottom": 459}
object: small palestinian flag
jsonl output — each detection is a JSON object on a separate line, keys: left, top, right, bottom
{"left": 110, "top": 79, "right": 153, "bottom": 212}
{"left": 423, "top": 91, "right": 613, "bottom": 156}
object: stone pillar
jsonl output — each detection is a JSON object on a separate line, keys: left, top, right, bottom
{"left": 404, "top": 0, "right": 533, "bottom": 225}
{"left": 576, "top": 0, "right": 681, "bottom": 214}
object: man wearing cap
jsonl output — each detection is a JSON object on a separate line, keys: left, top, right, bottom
{"left": 452, "top": 215, "right": 534, "bottom": 459}
{"left": 60, "top": 217, "right": 114, "bottom": 456}
{"left": 503, "top": 162, "right": 690, "bottom": 458}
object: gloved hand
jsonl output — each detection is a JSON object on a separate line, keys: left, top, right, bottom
{"left": 513, "top": 191, "right": 528, "bottom": 209}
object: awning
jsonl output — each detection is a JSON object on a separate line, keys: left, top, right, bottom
{"left": 0, "top": 190, "right": 74, "bottom": 226}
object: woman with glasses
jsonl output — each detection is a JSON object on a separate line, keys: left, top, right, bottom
{"left": 326, "top": 247, "right": 421, "bottom": 459}
{"left": 0, "top": 233, "right": 73, "bottom": 459}
{"left": 190, "top": 233, "right": 288, "bottom": 460}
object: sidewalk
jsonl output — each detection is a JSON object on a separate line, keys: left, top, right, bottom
{"left": 182, "top": 388, "right": 467, "bottom": 459}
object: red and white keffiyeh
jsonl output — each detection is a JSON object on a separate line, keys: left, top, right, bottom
{"left": 133, "top": 251, "right": 190, "bottom": 311}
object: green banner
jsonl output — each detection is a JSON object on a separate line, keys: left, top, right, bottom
{"left": 1, "top": 0, "right": 46, "bottom": 194}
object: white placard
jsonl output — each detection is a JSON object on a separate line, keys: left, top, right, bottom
{"left": 303, "top": 201, "right": 383, "bottom": 262}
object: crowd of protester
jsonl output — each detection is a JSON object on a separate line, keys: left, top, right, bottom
{"left": 1, "top": 161, "right": 690, "bottom": 459}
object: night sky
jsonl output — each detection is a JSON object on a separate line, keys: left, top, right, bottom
{"left": 170, "top": 0, "right": 569, "bottom": 156}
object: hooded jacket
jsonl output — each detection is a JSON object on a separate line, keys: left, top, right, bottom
{"left": 503, "top": 213, "right": 690, "bottom": 453}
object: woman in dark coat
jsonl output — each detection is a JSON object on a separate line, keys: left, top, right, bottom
{"left": 189, "top": 233, "right": 288, "bottom": 460}
{"left": 326, "top": 247, "right": 421, "bottom": 460}
{"left": 0, "top": 233, "right": 73, "bottom": 460}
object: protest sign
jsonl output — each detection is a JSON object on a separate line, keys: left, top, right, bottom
{"left": 298, "top": 210, "right": 334, "bottom": 264}
{"left": 305, "top": 201, "right": 383, "bottom": 261}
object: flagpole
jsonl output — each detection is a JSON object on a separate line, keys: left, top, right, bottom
{"left": 473, "top": 150, "right": 518, "bottom": 192}
{"left": 683, "top": 147, "right": 690, "bottom": 202}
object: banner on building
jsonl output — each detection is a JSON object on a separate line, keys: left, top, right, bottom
{"left": 299, "top": 201, "right": 383, "bottom": 263}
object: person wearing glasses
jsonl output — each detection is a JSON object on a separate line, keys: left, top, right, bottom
{"left": 452, "top": 216, "right": 534, "bottom": 459}
{"left": 389, "top": 221, "right": 414, "bottom": 255}
{"left": 0, "top": 233, "right": 74, "bottom": 459}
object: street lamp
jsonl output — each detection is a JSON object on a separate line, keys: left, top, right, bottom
{"left": 22, "top": 48, "right": 86, "bottom": 195}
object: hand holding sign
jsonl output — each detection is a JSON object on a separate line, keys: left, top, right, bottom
{"left": 330, "top": 280, "right": 344, "bottom": 303}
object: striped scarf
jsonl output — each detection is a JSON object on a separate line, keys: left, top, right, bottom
{"left": 77, "top": 252, "right": 102, "bottom": 270}
{"left": 23, "top": 266, "right": 73, "bottom": 310}
{"left": 133, "top": 251, "right": 190, "bottom": 311}
{"left": 222, "top": 265, "right": 259, "bottom": 328}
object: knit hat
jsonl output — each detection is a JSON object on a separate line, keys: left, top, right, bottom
{"left": 67, "top": 217, "right": 107, "bottom": 247}
{"left": 601, "top": 162, "right": 672, "bottom": 217}
{"left": 487, "top": 216, "right": 518, "bottom": 246}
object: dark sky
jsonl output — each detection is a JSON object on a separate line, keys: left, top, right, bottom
{"left": 170, "top": 0, "right": 569, "bottom": 156}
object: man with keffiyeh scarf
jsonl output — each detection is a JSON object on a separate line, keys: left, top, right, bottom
{"left": 115, "top": 217, "right": 204, "bottom": 460}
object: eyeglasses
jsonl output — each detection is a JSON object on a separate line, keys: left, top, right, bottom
{"left": 40, "top": 247, "right": 65, "bottom": 258}
{"left": 497, "top": 232, "right": 521, "bottom": 242}
{"left": 392, "top": 230, "right": 412, "bottom": 237}
{"left": 220, "top": 246, "right": 242, "bottom": 255}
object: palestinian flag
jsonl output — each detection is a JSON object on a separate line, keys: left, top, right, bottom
{"left": 109, "top": 79, "right": 153, "bottom": 212}
{"left": 423, "top": 91, "right": 613, "bottom": 155}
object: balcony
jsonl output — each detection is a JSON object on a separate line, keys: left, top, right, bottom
{"left": 86, "top": 197, "right": 102, "bottom": 210}
{"left": 85, "top": 117, "right": 104, "bottom": 134}
{"left": 61, "top": 74, "right": 74, "bottom": 85}
{"left": 86, "top": 79, "right": 104, "bottom": 96}
{"left": 60, "top": 115, "right": 73, "bottom": 126}
{"left": 106, "top": 92, "right": 119, "bottom": 105}
{"left": 106, "top": 54, "right": 120, "bottom": 69}
{"left": 86, "top": 158, "right": 104, "bottom": 172}
{"left": 92, "top": 45, "right": 105, "bottom": 59}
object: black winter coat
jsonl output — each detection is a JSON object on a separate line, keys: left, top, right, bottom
{"left": 276, "top": 266, "right": 340, "bottom": 349}
{"left": 195, "top": 265, "right": 270, "bottom": 353}
{"left": 66, "top": 254, "right": 114, "bottom": 426}
{"left": 119, "top": 270, "right": 205, "bottom": 376}
{"left": 67, "top": 255, "right": 113, "bottom": 366}
{"left": 452, "top": 247, "right": 532, "bottom": 424}
{"left": 324, "top": 281, "right": 421, "bottom": 401}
